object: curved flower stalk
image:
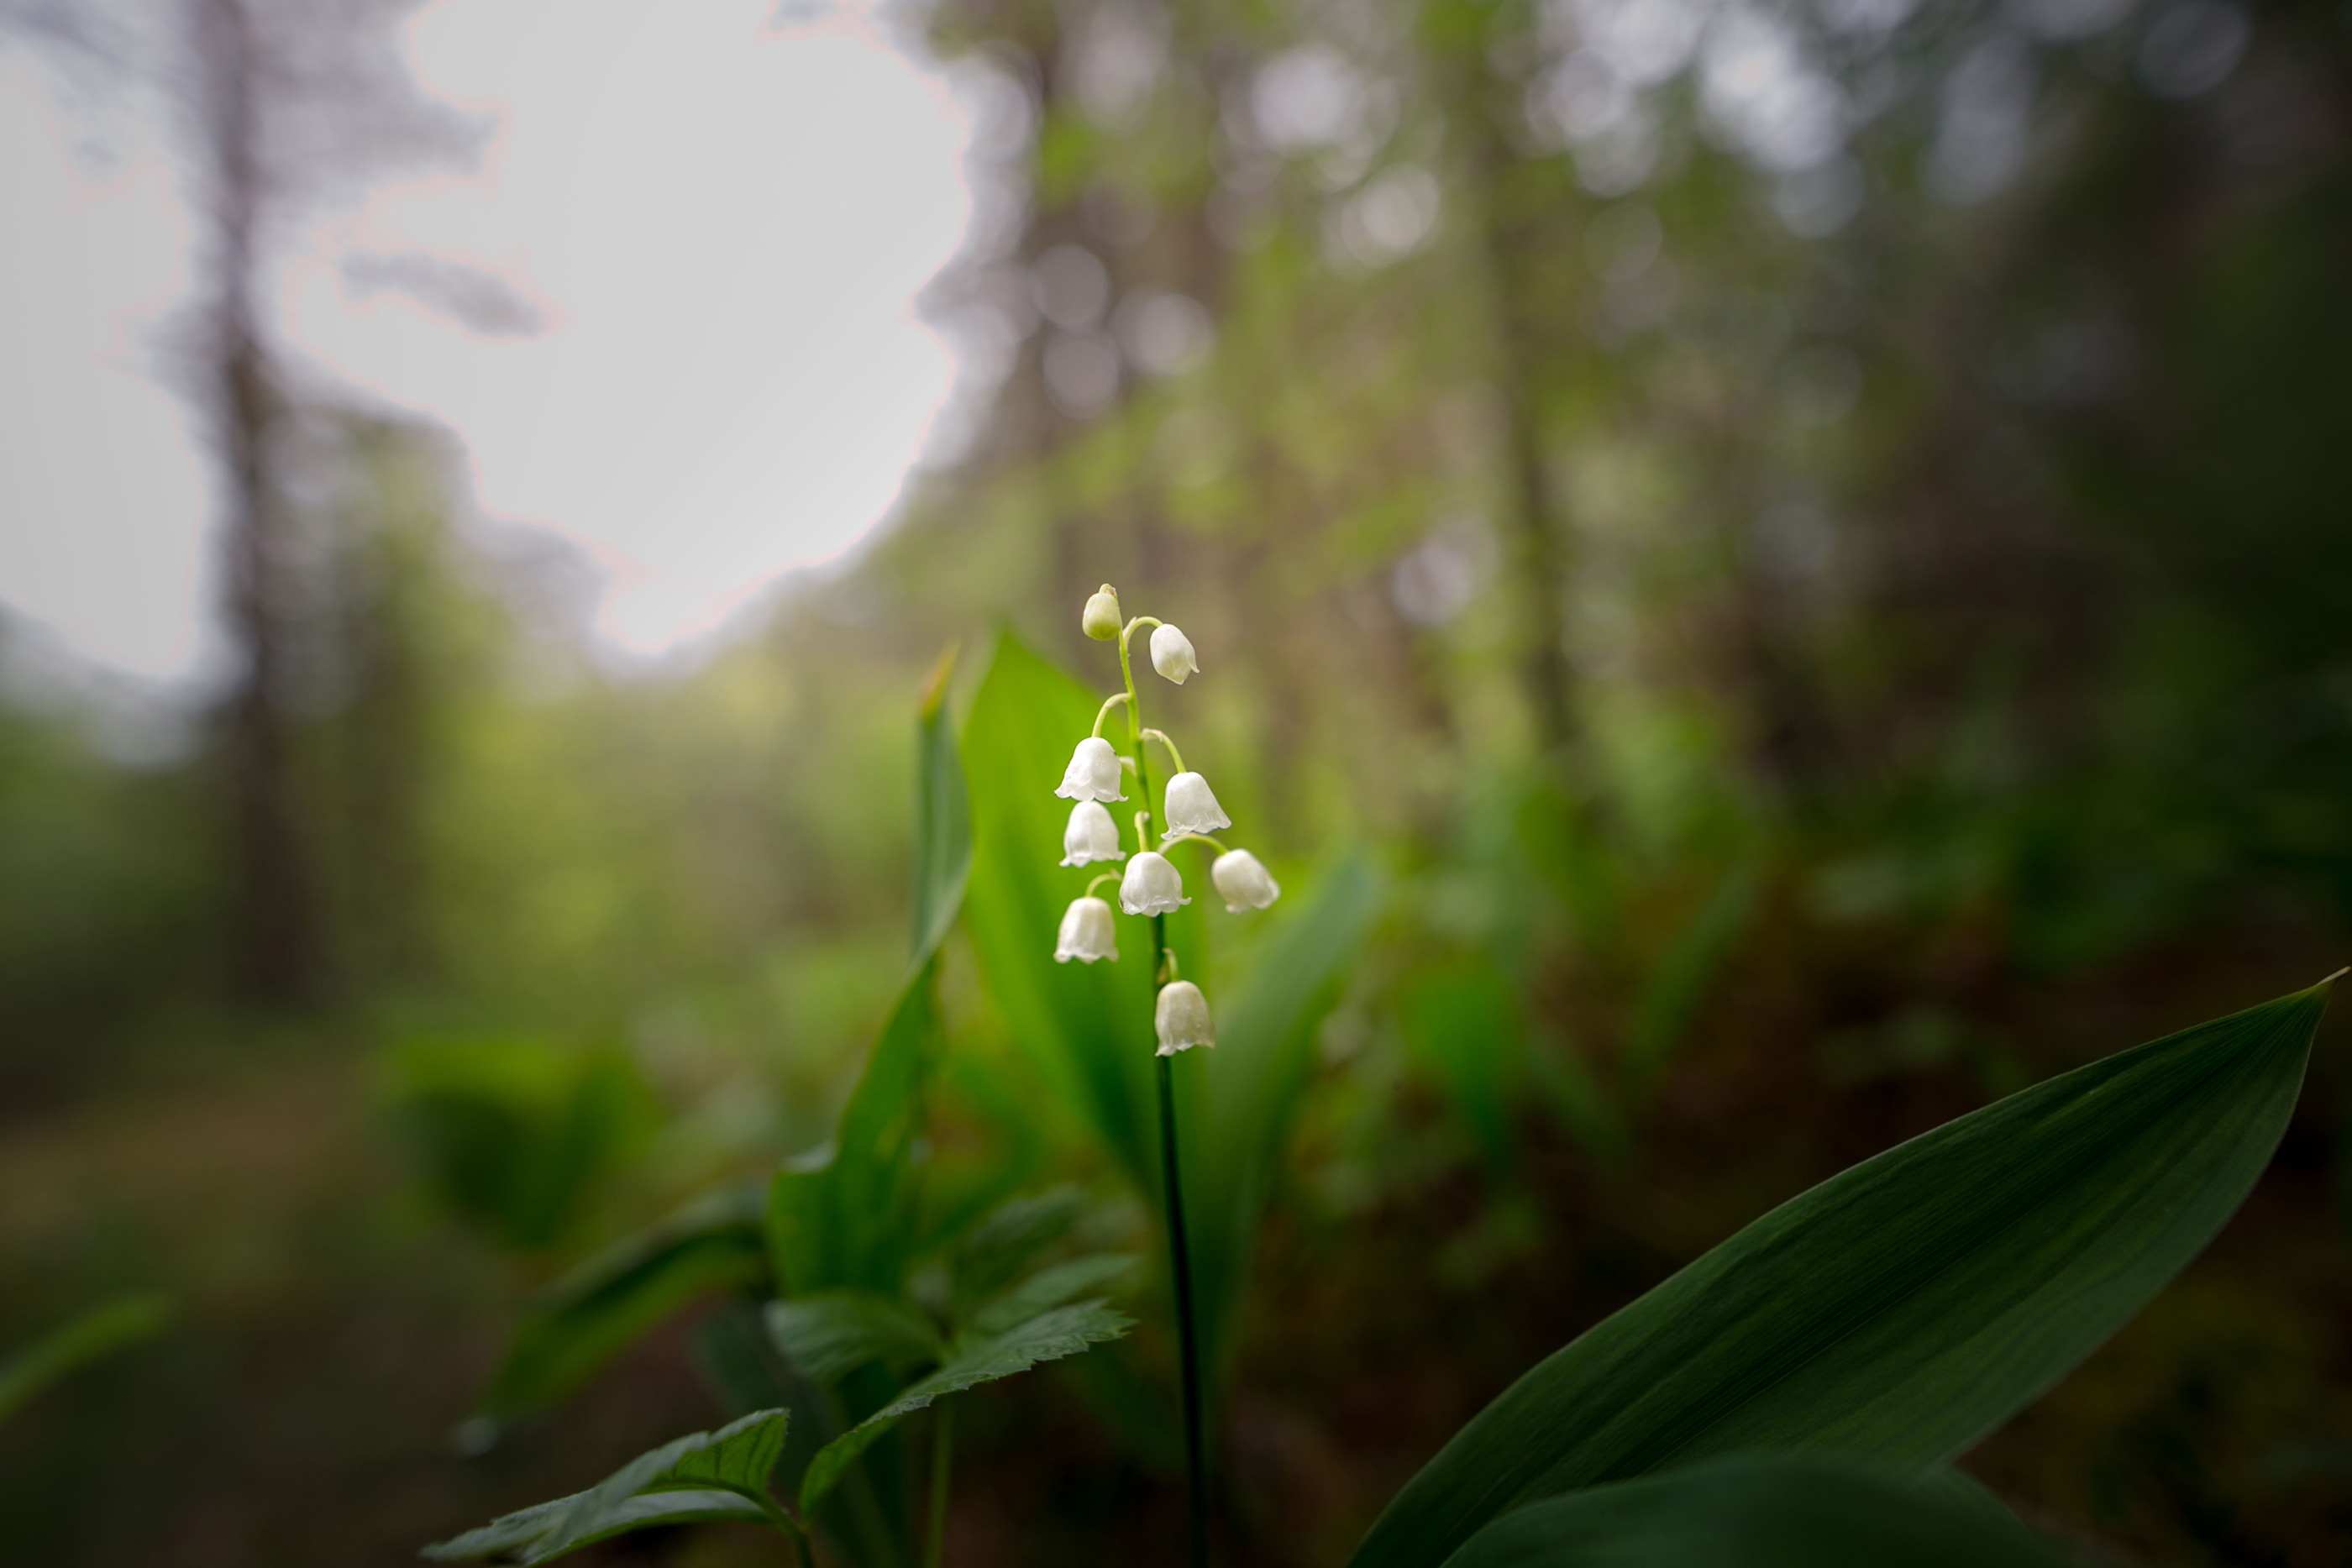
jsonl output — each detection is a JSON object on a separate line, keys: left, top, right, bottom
{"left": 1042, "top": 584, "right": 1288, "bottom": 1568}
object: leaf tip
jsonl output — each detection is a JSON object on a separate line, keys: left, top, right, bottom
{"left": 2318, "top": 965, "right": 2349, "bottom": 988}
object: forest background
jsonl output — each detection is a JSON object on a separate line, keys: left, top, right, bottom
{"left": 4, "top": 0, "right": 2352, "bottom": 1563}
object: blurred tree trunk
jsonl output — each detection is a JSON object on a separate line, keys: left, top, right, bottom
{"left": 1439, "top": 0, "right": 1577, "bottom": 758}
{"left": 197, "top": 0, "right": 321, "bottom": 1004}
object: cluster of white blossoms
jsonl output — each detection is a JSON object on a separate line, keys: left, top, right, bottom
{"left": 1050, "top": 585, "right": 1283, "bottom": 1057}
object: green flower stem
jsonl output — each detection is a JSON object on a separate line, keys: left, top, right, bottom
{"left": 755, "top": 1494, "right": 815, "bottom": 1568}
{"left": 925, "top": 1403, "right": 953, "bottom": 1568}
{"left": 1118, "top": 612, "right": 1210, "bottom": 1568}
{"left": 1091, "top": 691, "right": 1131, "bottom": 739}
{"left": 1140, "top": 726, "right": 1187, "bottom": 777}
{"left": 1163, "top": 833, "right": 1230, "bottom": 856}
{"left": 1084, "top": 871, "right": 1122, "bottom": 900}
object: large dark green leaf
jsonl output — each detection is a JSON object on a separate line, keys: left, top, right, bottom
{"left": 767, "top": 960, "right": 940, "bottom": 1297}
{"left": 1440, "top": 1455, "right": 2080, "bottom": 1567}
{"left": 0, "top": 1293, "right": 171, "bottom": 1424}
{"left": 475, "top": 1184, "right": 767, "bottom": 1422}
{"left": 797, "top": 1300, "right": 1131, "bottom": 1515}
{"left": 425, "top": 1408, "right": 792, "bottom": 1564}
{"left": 1355, "top": 978, "right": 2335, "bottom": 1567}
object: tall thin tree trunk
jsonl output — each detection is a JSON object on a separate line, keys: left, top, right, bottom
{"left": 199, "top": 0, "right": 318, "bottom": 1004}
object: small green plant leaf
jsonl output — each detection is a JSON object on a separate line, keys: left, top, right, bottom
{"left": 913, "top": 642, "right": 973, "bottom": 970}
{"left": 764, "top": 1292, "right": 944, "bottom": 1386}
{"left": 0, "top": 1293, "right": 171, "bottom": 1424}
{"left": 1439, "top": 1454, "right": 2081, "bottom": 1567}
{"left": 1354, "top": 978, "right": 2334, "bottom": 1567}
{"left": 968, "top": 1252, "right": 1137, "bottom": 1336}
{"left": 798, "top": 1300, "right": 1131, "bottom": 1516}
{"left": 424, "top": 1408, "right": 792, "bottom": 1563}
{"left": 948, "top": 1183, "right": 1087, "bottom": 1319}
{"left": 476, "top": 1183, "right": 767, "bottom": 1421}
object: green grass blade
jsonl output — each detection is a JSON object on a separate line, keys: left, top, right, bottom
{"left": 1355, "top": 977, "right": 2335, "bottom": 1567}
{"left": 1440, "top": 1454, "right": 2082, "bottom": 1567}
{"left": 0, "top": 1293, "right": 171, "bottom": 1425}
{"left": 912, "top": 642, "right": 972, "bottom": 969}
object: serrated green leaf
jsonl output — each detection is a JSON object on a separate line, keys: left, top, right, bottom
{"left": 0, "top": 1293, "right": 171, "bottom": 1425}
{"left": 1440, "top": 1454, "right": 2081, "bottom": 1567}
{"left": 475, "top": 1184, "right": 767, "bottom": 1421}
{"left": 798, "top": 1300, "right": 1131, "bottom": 1516}
{"left": 764, "top": 1291, "right": 943, "bottom": 1387}
{"left": 969, "top": 1252, "right": 1138, "bottom": 1336}
{"left": 1355, "top": 978, "right": 2334, "bottom": 1567}
{"left": 948, "top": 1184, "right": 1086, "bottom": 1319}
{"left": 425, "top": 1408, "right": 790, "bottom": 1563}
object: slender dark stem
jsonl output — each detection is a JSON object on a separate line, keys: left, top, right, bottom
{"left": 1122, "top": 618, "right": 1209, "bottom": 1565}
{"left": 925, "top": 1403, "right": 953, "bottom": 1568}
{"left": 1156, "top": 1036, "right": 1208, "bottom": 1568}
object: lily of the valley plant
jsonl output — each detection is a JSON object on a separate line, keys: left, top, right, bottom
{"left": 1053, "top": 583, "right": 1280, "bottom": 1565}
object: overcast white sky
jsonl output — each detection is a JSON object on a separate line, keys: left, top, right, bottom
{"left": 0, "top": 0, "right": 980, "bottom": 683}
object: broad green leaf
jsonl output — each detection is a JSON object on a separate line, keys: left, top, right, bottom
{"left": 765, "top": 1292, "right": 943, "bottom": 1386}
{"left": 425, "top": 1408, "right": 791, "bottom": 1563}
{"left": 0, "top": 1293, "right": 171, "bottom": 1424}
{"left": 767, "top": 958, "right": 940, "bottom": 1295}
{"left": 912, "top": 642, "right": 973, "bottom": 969}
{"left": 476, "top": 1183, "right": 766, "bottom": 1421}
{"left": 1355, "top": 978, "right": 2334, "bottom": 1567}
{"left": 1440, "top": 1454, "right": 2080, "bottom": 1567}
{"left": 962, "top": 634, "right": 1167, "bottom": 1185}
{"left": 799, "top": 1300, "right": 1131, "bottom": 1515}
{"left": 1183, "top": 852, "right": 1381, "bottom": 1381}
{"left": 948, "top": 1183, "right": 1085, "bottom": 1319}
{"left": 969, "top": 1252, "right": 1138, "bottom": 1335}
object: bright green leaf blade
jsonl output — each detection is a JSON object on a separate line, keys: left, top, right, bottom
{"left": 768, "top": 957, "right": 940, "bottom": 1295}
{"left": 764, "top": 1291, "right": 944, "bottom": 1387}
{"left": 1356, "top": 978, "right": 2334, "bottom": 1567}
{"left": 1186, "top": 852, "right": 1381, "bottom": 1379}
{"left": 1440, "top": 1454, "right": 2081, "bottom": 1568}
{"left": 476, "top": 1185, "right": 766, "bottom": 1421}
{"left": 798, "top": 1300, "right": 1132, "bottom": 1515}
{"left": 0, "top": 1293, "right": 171, "bottom": 1424}
{"left": 969, "top": 1252, "right": 1138, "bottom": 1336}
{"left": 949, "top": 1183, "right": 1086, "bottom": 1319}
{"left": 962, "top": 633, "right": 1163, "bottom": 1184}
{"left": 912, "top": 642, "right": 973, "bottom": 968}
{"left": 426, "top": 1408, "right": 790, "bottom": 1563}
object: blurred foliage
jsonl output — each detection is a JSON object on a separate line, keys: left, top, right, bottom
{"left": 4, "top": 0, "right": 2352, "bottom": 1562}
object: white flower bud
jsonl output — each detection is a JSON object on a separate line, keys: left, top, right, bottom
{"left": 1210, "top": 848, "right": 1281, "bottom": 912}
{"left": 1154, "top": 979, "right": 1215, "bottom": 1054}
{"left": 1054, "top": 896, "right": 1119, "bottom": 964}
{"left": 1059, "top": 800, "right": 1126, "bottom": 867}
{"left": 1161, "top": 772, "right": 1231, "bottom": 842}
{"left": 1149, "top": 623, "right": 1199, "bottom": 684}
{"left": 1082, "top": 585, "right": 1123, "bottom": 641}
{"left": 1119, "top": 850, "right": 1189, "bottom": 915}
{"left": 1055, "top": 736, "right": 1126, "bottom": 803}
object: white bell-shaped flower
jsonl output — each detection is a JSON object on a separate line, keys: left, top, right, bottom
{"left": 1150, "top": 623, "right": 1199, "bottom": 684}
{"left": 1119, "top": 850, "right": 1189, "bottom": 915}
{"left": 1210, "top": 848, "right": 1281, "bottom": 912}
{"left": 1161, "top": 772, "right": 1231, "bottom": 841}
{"left": 1055, "top": 736, "right": 1126, "bottom": 803}
{"left": 1060, "top": 800, "right": 1126, "bottom": 867}
{"left": 1053, "top": 897, "right": 1119, "bottom": 964}
{"left": 1155, "top": 979, "right": 1215, "bottom": 1055}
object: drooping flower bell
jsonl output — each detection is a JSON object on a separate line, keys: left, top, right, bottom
{"left": 1060, "top": 800, "right": 1126, "bottom": 867}
{"left": 1161, "top": 772, "right": 1231, "bottom": 841}
{"left": 1150, "top": 623, "right": 1198, "bottom": 684}
{"left": 1056, "top": 736, "right": 1126, "bottom": 803}
{"left": 1120, "top": 850, "right": 1189, "bottom": 915}
{"left": 1082, "top": 585, "right": 1123, "bottom": 642}
{"left": 1154, "top": 979, "right": 1215, "bottom": 1054}
{"left": 1054, "top": 897, "right": 1119, "bottom": 964}
{"left": 1210, "top": 848, "right": 1281, "bottom": 912}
